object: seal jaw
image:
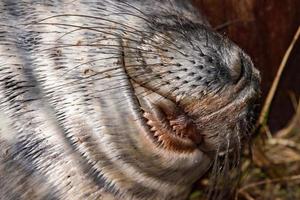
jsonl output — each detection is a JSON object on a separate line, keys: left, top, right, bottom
{"left": 122, "top": 27, "right": 261, "bottom": 157}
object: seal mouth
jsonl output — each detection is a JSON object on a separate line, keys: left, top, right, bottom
{"left": 131, "top": 81, "right": 203, "bottom": 153}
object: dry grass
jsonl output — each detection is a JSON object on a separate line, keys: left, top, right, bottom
{"left": 235, "top": 102, "right": 300, "bottom": 200}
{"left": 190, "top": 102, "right": 300, "bottom": 200}
{"left": 190, "top": 27, "right": 300, "bottom": 200}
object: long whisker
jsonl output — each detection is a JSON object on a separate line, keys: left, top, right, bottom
{"left": 25, "top": 13, "right": 183, "bottom": 50}
{"left": 34, "top": 22, "right": 187, "bottom": 56}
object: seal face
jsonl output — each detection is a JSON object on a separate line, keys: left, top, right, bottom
{"left": 0, "top": 0, "right": 260, "bottom": 200}
{"left": 125, "top": 23, "right": 260, "bottom": 154}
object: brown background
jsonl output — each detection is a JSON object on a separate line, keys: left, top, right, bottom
{"left": 192, "top": 0, "right": 300, "bottom": 131}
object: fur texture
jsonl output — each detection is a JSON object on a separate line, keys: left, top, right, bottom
{"left": 0, "top": 1, "right": 260, "bottom": 199}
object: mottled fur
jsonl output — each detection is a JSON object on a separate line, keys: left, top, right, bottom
{"left": 0, "top": 1, "right": 260, "bottom": 200}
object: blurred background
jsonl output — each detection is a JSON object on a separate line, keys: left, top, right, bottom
{"left": 193, "top": 0, "right": 300, "bottom": 132}
{"left": 189, "top": 0, "right": 300, "bottom": 199}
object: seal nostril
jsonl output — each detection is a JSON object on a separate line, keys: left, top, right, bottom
{"left": 232, "top": 57, "right": 244, "bottom": 84}
{"left": 227, "top": 52, "right": 245, "bottom": 84}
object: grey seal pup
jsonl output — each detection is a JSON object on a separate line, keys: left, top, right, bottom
{"left": 0, "top": 0, "right": 260, "bottom": 199}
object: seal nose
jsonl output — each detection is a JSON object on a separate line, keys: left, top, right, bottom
{"left": 231, "top": 56, "right": 244, "bottom": 84}
{"left": 226, "top": 47, "right": 255, "bottom": 85}
{"left": 227, "top": 51, "right": 244, "bottom": 84}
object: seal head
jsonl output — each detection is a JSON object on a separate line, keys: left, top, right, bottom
{"left": 124, "top": 21, "right": 260, "bottom": 155}
{"left": 0, "top": 1, "right": 260, "bottom": 199}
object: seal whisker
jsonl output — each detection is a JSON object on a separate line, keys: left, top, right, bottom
{"left": 40, "top": 59, "right": 180, "bottom": 93}
{"left": 37, "top": 43, "right": 171, "bottom": 57}
{"left": 116, "top": 0, "right": 150, "bottom": 17}
{"left": 61, "top": 57, "right": 121, "bottom": 76}
{"left": 29, "top": 14, "right": 183, "bottom": 51}
{"left": 61, "top": 55, "right": 169, "bottom": 77}
{"left": 0, "top": 1, "right": 260, "bottom": 199}
{"left": 207, "top": 146, "right": 221, "bottom": 198}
